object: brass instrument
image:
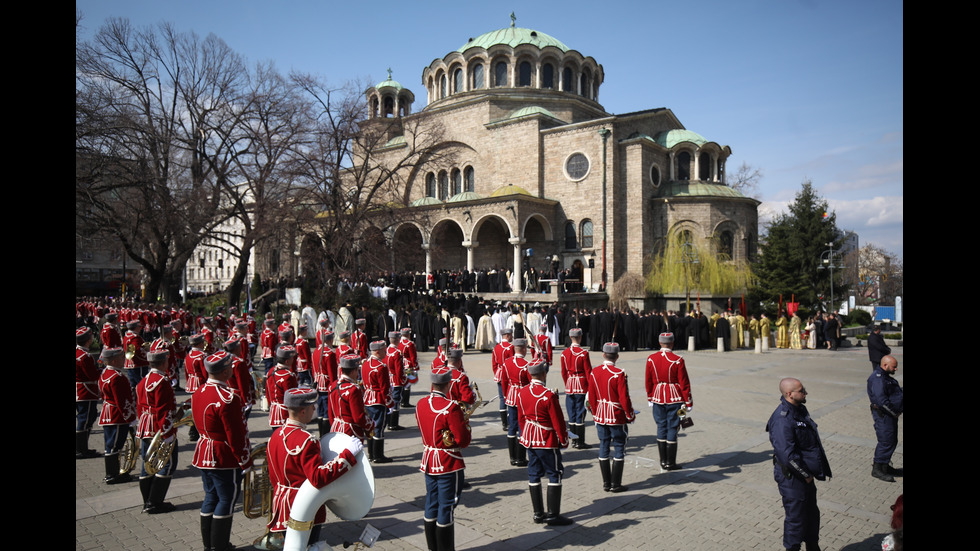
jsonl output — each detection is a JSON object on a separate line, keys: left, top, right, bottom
{"left": 243, "top": 443, "right": 272, "bottom": 520}
{"left": 441, "top": 383, "right": 486, "bottom": 447}
{"left": 252, "top": 370, "right": 267, "bottom": 412}
{"left": 125, "top": 341, "right": 151, "bottom": 360}
{"left": 119, "top": 428, "right": 139, "bottom": 475}
{"left": 143, "top": 404, "right": 194, "bottom": 476}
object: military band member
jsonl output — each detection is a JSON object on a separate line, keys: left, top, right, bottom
{"left": 224, "top": 336, "right": 256, "bottom": 417}
{"left": 315, "top": 318, "right": 331, "bottom": 348}
{"left": 312, "top": 330, "right": 337, "bottom": 436}
{"left": 76, "top": 327, "right": 102, "bottom": 459}
{"left": 518, "top": 358, "right": 572, "bottom": 525}
{"left": 260, "top": 319, "right": 279, "bottom": 374}
{"left": 385, "top": 331, "right": 406, "bottom": 431}
{"left": 362, "top": 341, "right": 393, "bottom": 463}
{"left": 560, "top": 328, "right": 592, "bottom": 450}
{"left": 192, "top": 351, "right": 252, "bottom": 551}
{"left": 98, "top": 347, "right": 137, "bottom": 484}
{"left": 492, "top": 327, "right": 515, "bottom": 430}
{"left": 417, "top": 364, "right": 471, "bottom": 551}
{"left": 645, "top": 332, "right": 693, "bottom": 471}
{"left": 353, "top": 318, "right": 369, "bottom": 359}
{"left": 267, "top": 346, "right": 299, "bottom": 429}
{"left": 531, "top": 321, "right": 553, "bottom": 370}
{"left": 124, "top": 320, "right": 149, "bottom": 388}
{"left": 149, "top": 324, "right": 179, "bottom": 389}
{"left": 136, "top": 349, "right": 178, "bottom": 514}
{"left": 329, "top": 354, "right": 375, "bottom": 441}
{"left": 397, "top": 327, "right": 418, "bottom": 408}
{"left": 446, "top": 348, "right": 476, "bottom": 410}
{"left": 335, "top": 330, "right": 355, "bottom": 360}
{"left": 266, "top": 388, "right": 363, "bottom": 542}
{"left": 588, "top": 343, "right": 635, "bottom": 492}
{"left": 502, "top": 338, "right": 531, "bottom": 467}
{"left": 295, "top": 324, "right": 313, "bottom": 387}
{"left": 101, "top": 312, "right": 123, "bottom": 349}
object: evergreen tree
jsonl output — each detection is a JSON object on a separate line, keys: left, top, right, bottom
{"left": 751, "top": 180, "right": 847, "bottom": 311}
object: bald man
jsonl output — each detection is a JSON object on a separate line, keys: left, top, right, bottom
{"left": 766, "top": 378, "right": 831, "bottom": 551}
{"left": 868, "top": 355, "right": 903, "bottom": 482}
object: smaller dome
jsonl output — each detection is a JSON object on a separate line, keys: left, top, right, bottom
{"left": 490, "top": 184, "right": 532, "bottom": 197}
{"left": 410, "top": 197, "right": 442, "bottom": 207}
{"left": 384, "top": 135, "right": 406, "bottom": 148}
{"left": 447, "top": 191, "right": 484, "bottom": 203}
{"left": 375, "top": 68, "right": 405, "bottom": 91}
{"left": 508, "top": 106, "right": 559, "bottom": 120}
{"left": 655, "top": 129, "right": 708, "bottom": 149}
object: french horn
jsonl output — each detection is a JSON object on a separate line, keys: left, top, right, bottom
{"left": 143, "top": 404, "right": 194, "bottom": 476}
{"left": 282, "top": 432, "right": 374, "bottom": 551}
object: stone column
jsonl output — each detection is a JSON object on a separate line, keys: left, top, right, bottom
{"left": 509, "top": 237, "right": 525, "bottom": 292}
{"left": 422, "top": 243, "right": 432, "bottom": 289}
{"left": 462, "top": 241, "right": 478, "bottom": 272}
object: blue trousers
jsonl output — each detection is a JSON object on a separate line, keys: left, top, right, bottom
{"left": 527, "top": 448, "right": 563, "bottom": 484}
{"left": 566, "top": 394, "right": 586, "bottom": 425}
{"left": 652, "top": 402, "right": 682, "bottom": 442}
{"left": 872, "top": 410, "right": 898, "bottom": 464}
{"left": 200, "top": 468, "right": 243, "bottom": 517}
{"left": 595, "top": 423, "right": 627, "bottom": 460}
{"left": 774, "top": 465, "right": 820, "bottom": 549}
{"left": 424, "top": 470, "right": 464, "bottom": 526}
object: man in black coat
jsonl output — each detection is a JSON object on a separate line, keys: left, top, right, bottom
{"left": 867, "top": 326, "right": 891, "bottom": 370}
{"left": 715, "top": 314, "right": 731, "bottom": 351}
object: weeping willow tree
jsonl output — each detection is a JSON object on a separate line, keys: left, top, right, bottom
{"left": 646, "top": 230, "right": 755, "bottom": 310}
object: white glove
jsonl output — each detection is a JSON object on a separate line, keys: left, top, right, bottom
{"left": 346, "top": 438, "right": 364, "bottom": 458}
{"left": 648, "top": 401, "right": 655, "bottom": 408}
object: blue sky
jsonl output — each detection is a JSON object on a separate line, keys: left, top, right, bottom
{"left": 77, "top": 0, "right": 903, "bottom": 258}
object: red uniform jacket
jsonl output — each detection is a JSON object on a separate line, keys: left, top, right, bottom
{"left": 228, "top": 354, "right": 256, "bottom": 407}
{"left": 76, "top": 345, "right": 101, "bottom": 402}
{"left": 99, "top": 367, "right": 137, "bottom": 425}
{"left": 501, "top": 355, "right": 531, "bottom": 407}
{"left": 645, "top": 348, "right": 692, "bottom": 407}
{"left": 328, "top": 376, "right": 374, "bottom": 439}
{"left": 295, "top": 338, "right": 311, "bottom": 374}
{"left": 266, "top": 365, "right": 298, "bottom": 427}
{"left": 267, "top": 420, "right": 358, "bottom": 532}
{"left": 398, "top": 337, "right": 418, "bottom": 370}
{"left": 385, "top": 345, "right": 404, "bottom": 387}
{"left": 352, "top": 330, "right": 368, "bottom": 359}
{"left": 361, "top": 356, "right": 392, "bottom": 408}
{"left": 531, "top": 334, "right": 553, "bottom": 366}
{"left": 416, "top": 391, "right": 470, "bottom": 474}
{"left": 184, "top": 348, "right": 207, "bottom": 393}
{"left": 492, "top": 341, "right": 514, "bottom": 383}
{"left": 124, "top": 330, "right": 148, "bottom": 369}
{"left": 588, "top": 361, "right": 635, "bottom": 425}
{"left": 136, "top": 369, "right": 177, "bottom": 439}
{"left": 312, "top": 344, "right": 337, "bottom": 392}
{"left": 560, "top": 344, "right": 592, "bottom": 395}
{"left": 101, "top": 323, "right": 122, "bottom": 349}
{"left": 449, "top": 368, "right": 476, "bottom": 407}
{"left": 517, "top": 380, "right": 568, "bottom": 449}
{"left": 261, "top": 329, "right": 278, "bottom": 360}
{"left": 191, "top": 380, "right": 251, "bottom": 470}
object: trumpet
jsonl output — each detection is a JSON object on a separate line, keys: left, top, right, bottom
{"left": 143, "top": 404, "right": 194, "bottom": 476}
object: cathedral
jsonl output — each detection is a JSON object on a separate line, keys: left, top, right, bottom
{"left": 334, "top": 18, "right": 759, "bottom": 304}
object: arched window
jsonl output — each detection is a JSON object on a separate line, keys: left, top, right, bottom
{"left": 464, "top": 166, "right": 475, "bottom": 192}
{"left": 542, "top": 63, "right": 554, "bottom": 89}
{"left": 471, "top": 63, "right": 484, "bottom": 89}
{"left": 453, "top": 68, "right": 464, "bottom": 94}
{"left": 718, "top": 231, "right": 734, "bottom": 260}
{"left": 426, "top": 172, "right": 436, "bottom": 198}
{"left": 580, "top": 220, "right": 594, "bottom": 249}
{"left": 450, "top": 168, "right": 462, "bottom": 196}
{"left": 677, "top": 151, "right": 691, "bottom": 181}
{"left": 438, "top": 171, "right": 448, "bottom": 200}
{"left": 369, "top": 97, "right": 379, "bottom": 118}
{"left": 562, "top": 67, "right": 573, "bottom": 92}
{"left": 565, "top": 221, "right": 577, "bottom": 250}
{"left": 580, "top": 69, "right": 591, "bottom": 99}
{"left": 494, "top": 61, "right": 508, "bottom": 87}
{"left": 383, "top": 96, "right": 394, "bottom": 117}
{"left": 699, "top": 152, "right": 712, "bottom": 180}
{"left": 440, "top": 74, "right": 447, "bottom": 99}
{"left": 519, "top": 61, "right": 532, "bottom": 86}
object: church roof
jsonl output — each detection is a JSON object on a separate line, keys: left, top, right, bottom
{"left": 447, "top": 191, "right": 484, "bottom": 203}
{"left": 459, "top": 26, "right": 570, "bottom": 53}
{"left": 409, "top": 196, "right": 442, "bottom": 207}
{"left": 375, "top": 77, "right": 404, "bottom": 91}
{"left": 659, "top": 181, "right": 753, "bottom": 200}
{"left": 490, "top": 184, "right": 533, "bottom": 197}
{"left": 507, "top": 106, "right": 560, "bottom": 120}
{"left": 655, "top": 129, "right": 708, "bottom": 149}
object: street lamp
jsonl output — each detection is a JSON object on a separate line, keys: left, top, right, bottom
{"left": 818, "top": 243, "right": 845, "bottom": 312}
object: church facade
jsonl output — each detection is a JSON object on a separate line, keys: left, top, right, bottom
{"left": 339, "top": 21, "right": 759, "bottom": 301}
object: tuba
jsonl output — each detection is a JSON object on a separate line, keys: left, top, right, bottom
{"left": 283, "top": 432, "right": 374, "bottom": 551}
{"left": 243, "top": 443, "right": 273, "bottom": 520}
{"left": 119, "top": 427, "right": 139, "bottom": 475}
{"left": 143, "top": 404, "right": 194, "bottom": 476}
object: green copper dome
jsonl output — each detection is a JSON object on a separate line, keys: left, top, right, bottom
{"left": 655, "top": 129, "right": 708, "bottom": 149}
{"left": 459, "top": 27, "right": 569, "bottom": 53}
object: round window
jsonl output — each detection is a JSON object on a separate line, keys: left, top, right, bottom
{"left": 650, "top": 164, "right": 661, "bottom": 188}
{"left": 565, "top": 153, "right": 590, "bottom": 181}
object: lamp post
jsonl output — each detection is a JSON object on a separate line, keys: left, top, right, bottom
{"left": 818, "top": 243, "right": 845, "bottom": 312}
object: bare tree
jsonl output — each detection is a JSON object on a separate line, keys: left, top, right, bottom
{"left": 287, "top": 74, "right": 451, "bottom": 289}
{"left": 76, "top": 18, "right": 248, "bottom": 302}
{"left": 845, "top": 244, "right": 903, "bottom": 305}
{"left": 728, "top": 161, "right": 763, "bottom": 198}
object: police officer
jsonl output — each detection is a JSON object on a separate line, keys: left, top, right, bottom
{"left": 868, "top": 355, "right": 903, "bottom": 482}
{"left": 766, "top": 378, "right": 832, "bottom": 551}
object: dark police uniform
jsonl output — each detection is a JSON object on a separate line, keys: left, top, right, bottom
{"left": 766, "top": 396, "right": 831, "bottom": 551}
{"left": 867, "top": 366, "right": 903, "bottom": 466}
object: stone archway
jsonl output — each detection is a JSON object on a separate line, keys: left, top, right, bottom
{"left": 473, "top": 215, "right": 511, "bottom": 270}
{"left": 358, "top": 226, "right": 391, "bottom": 275}
{"left": 429, "top": 219, "right": 466, "bottom": 271}
{"left": 391, "top": 224, "right": 425, "bottom": 273}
